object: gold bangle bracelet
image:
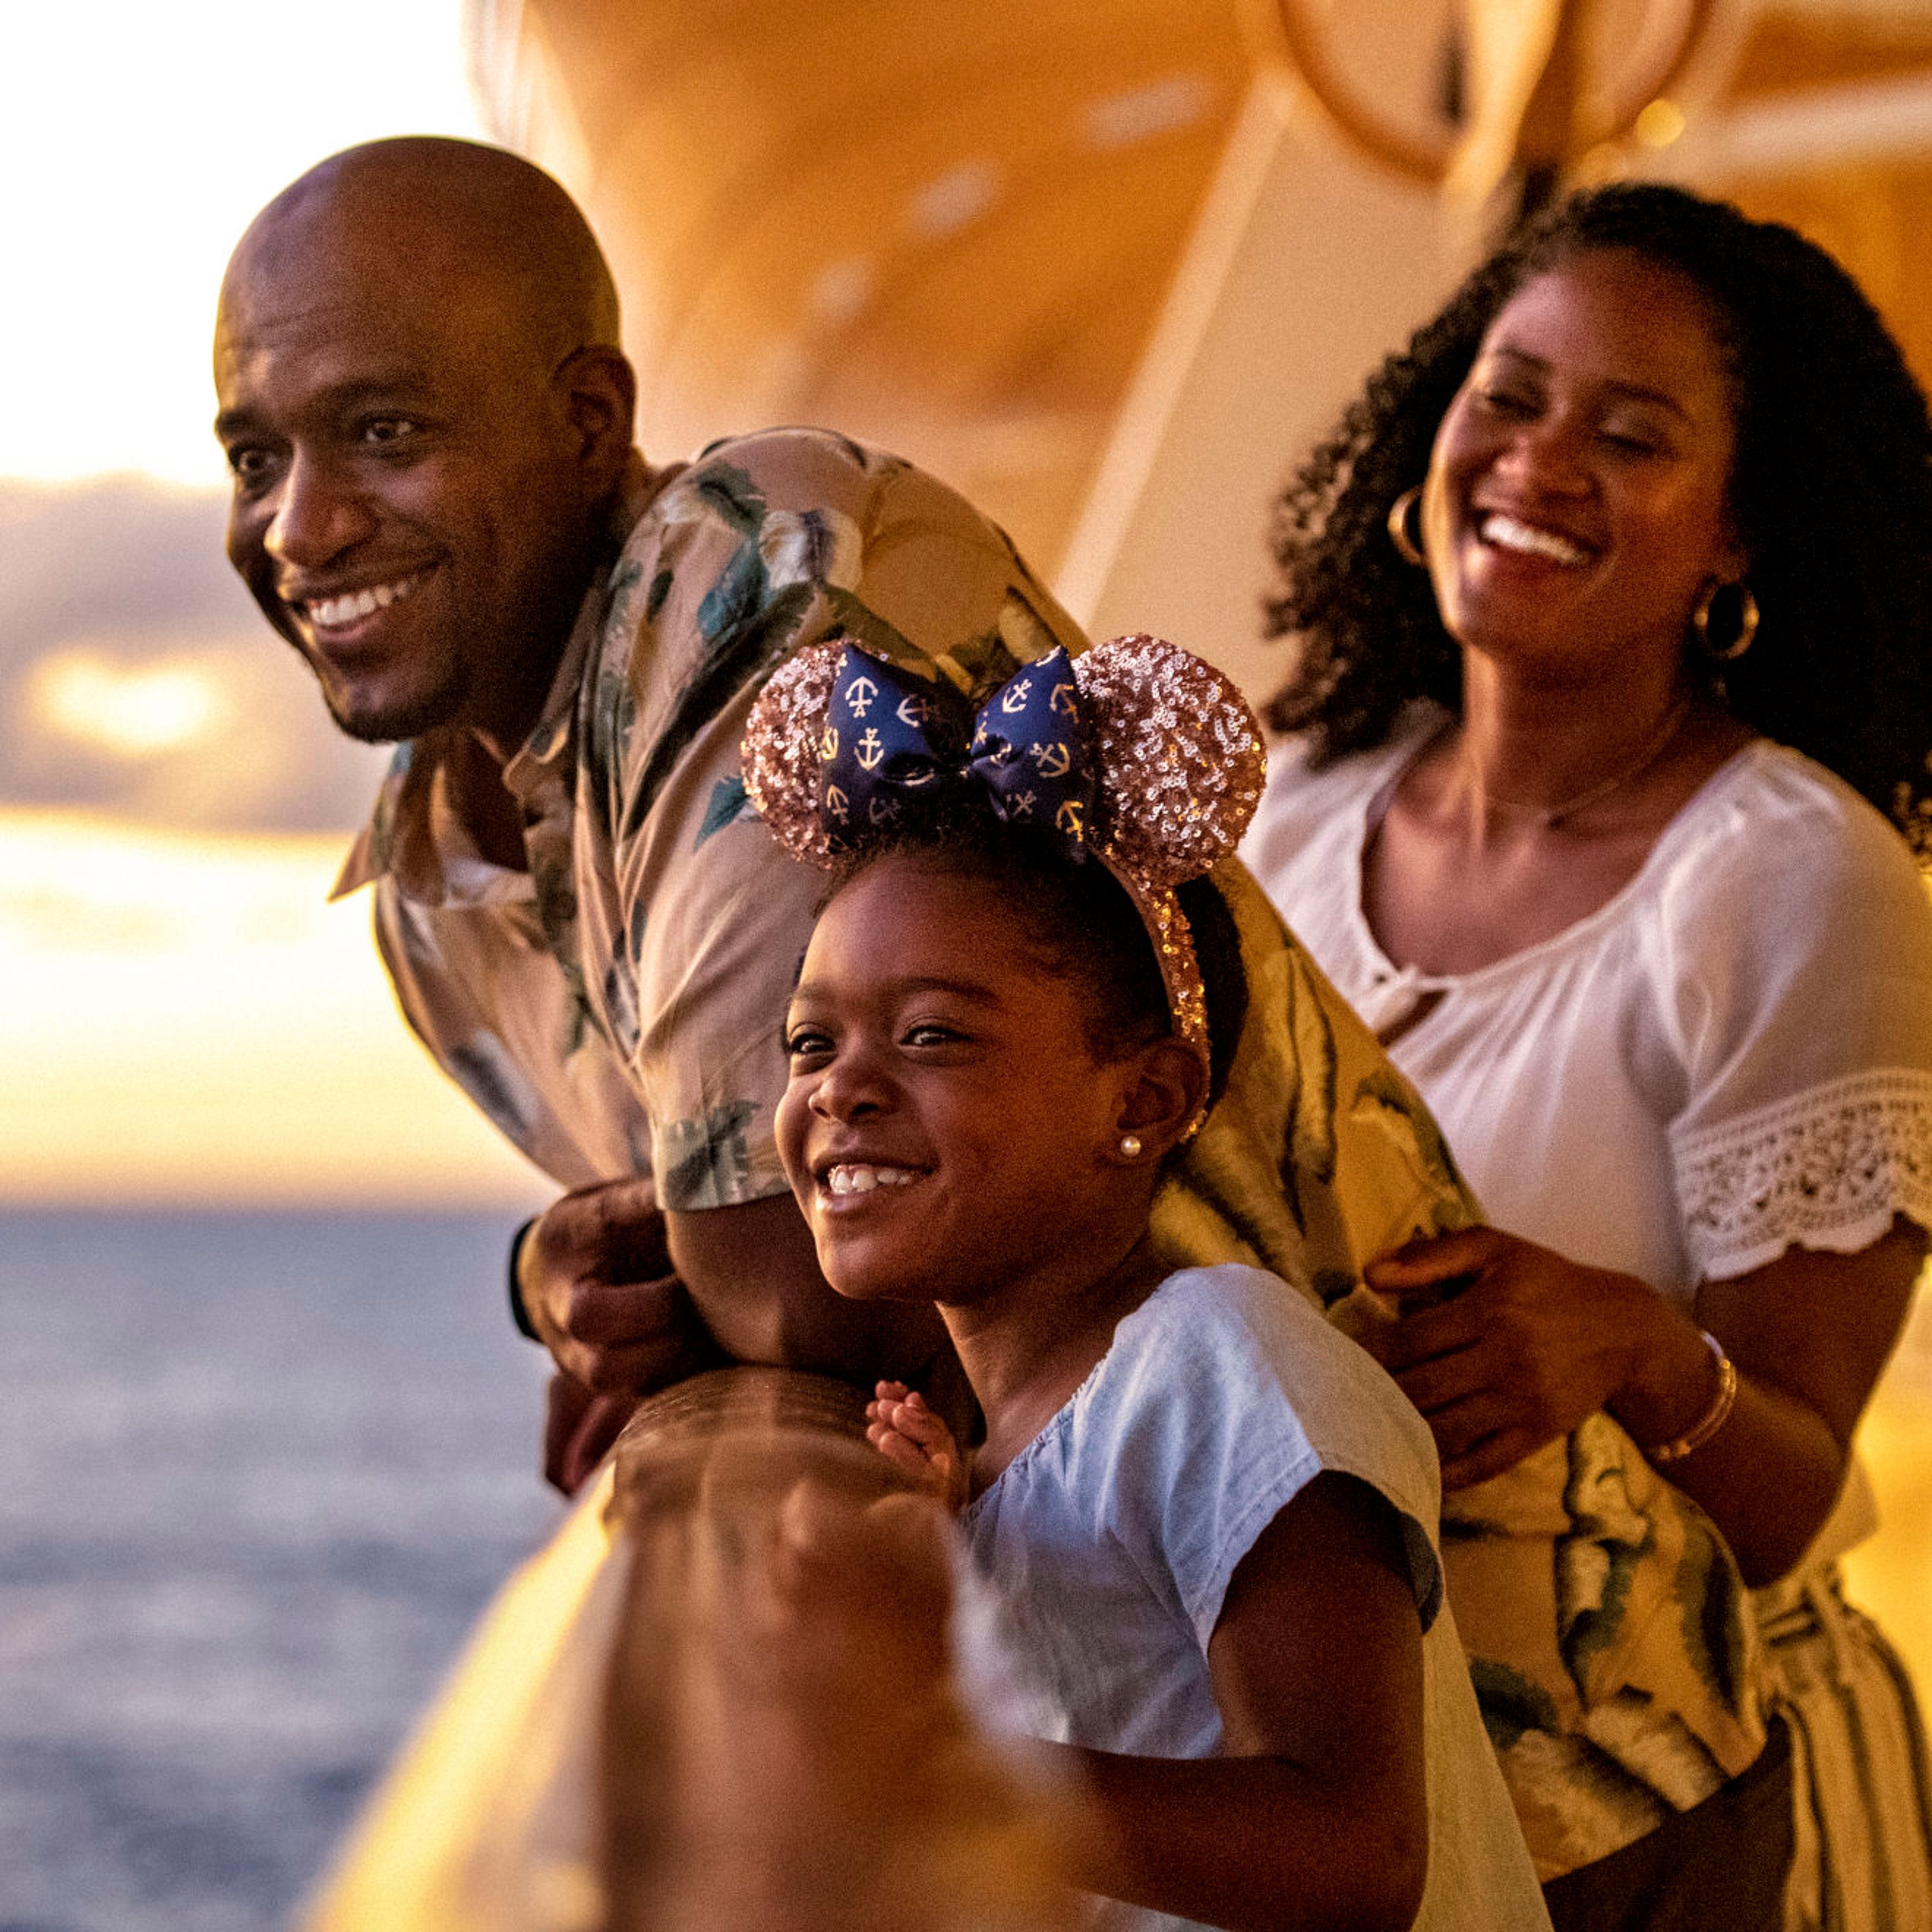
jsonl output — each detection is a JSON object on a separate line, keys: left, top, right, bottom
{"left": 1646, "top": 1329, "right": 1739, "bottom": 1465}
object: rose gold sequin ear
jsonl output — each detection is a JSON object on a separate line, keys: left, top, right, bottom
{"left": 741, "top": 646, "right": 844, "bottom": 867}
{"left": 1073, "top": 634, "right": 1267, "bottom": 888}
{"left": 1075, "top": 635, "right": 1266, "bottom": 1136}
{"left": 740, "top": 631, "right": 1268, "bottom": 1142}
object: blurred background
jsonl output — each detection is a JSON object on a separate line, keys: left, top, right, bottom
{"left": 7, "top": 1, "right": 1932, "bottom": 1925}
{"left": 0, "top": 9, "right": 554, "bottom": 1931}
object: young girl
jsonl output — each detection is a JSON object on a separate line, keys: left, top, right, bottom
{"left": 741, "top": 634, "right": 1551, "bottom": 1932}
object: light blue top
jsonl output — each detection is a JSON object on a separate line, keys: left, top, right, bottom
{"left": 963, "top": 1264, "right": 1551, "bottom": 1932}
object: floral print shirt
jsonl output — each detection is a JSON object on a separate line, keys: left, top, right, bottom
{"left": 337, "top": 429, "right": 1089, "bottom": 1206}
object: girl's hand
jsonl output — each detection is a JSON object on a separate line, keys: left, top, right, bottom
{"left": 867, "top": 1381, "right": 969, "bottom": 1511}
{"left": 1361, "top": 1226, "right": 1665, "bottom": 1489}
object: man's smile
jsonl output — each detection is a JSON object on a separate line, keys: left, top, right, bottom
{"left": 292, "top": 571, "right": 428, "bottom": 634}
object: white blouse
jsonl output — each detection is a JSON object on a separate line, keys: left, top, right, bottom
{"left": 1243, "top": 715, "right": 1932, "bottom": 1304}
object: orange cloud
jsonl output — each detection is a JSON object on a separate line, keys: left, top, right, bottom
{"left": 0, "top": 812, "right": 549, "bottom": 1209}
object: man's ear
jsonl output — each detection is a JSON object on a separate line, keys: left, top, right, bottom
{"left": 554, "top": 344, "right": 637, "bottom": 489}
{"left": 1113, "top": 1038, "right": 1208, "bottom": 1165}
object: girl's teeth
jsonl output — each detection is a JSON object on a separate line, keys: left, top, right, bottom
{"left": 827, "top": 1164, "right": 917, "bottom": 1196}
{"left": 1483, "top": 514, "right": 1584, "bottom": 565}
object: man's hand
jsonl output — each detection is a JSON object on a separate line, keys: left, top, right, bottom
{"left": 516, "top": 1175, "right": 718, "bottom": 1393}
{"left": 542, "top": 1372, "right": 639, "bottom": 1499}
{"left": 516, "top": 1176, "right": 723, "bottom": 1493}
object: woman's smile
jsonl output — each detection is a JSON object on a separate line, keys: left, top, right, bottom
{"left": 1473, "top": 511, "right": 1591, "bottom": 568}
{"left": 1423, "top": 248, "right": 1743, "bottom": 681}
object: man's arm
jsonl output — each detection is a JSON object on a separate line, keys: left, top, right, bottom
{"left": 516, "top": 1175, "right": 723, "bottom": 1494}
{"left": 515, "top": 1174, "right": 709, "bottom": 1392}
{"left": 521, "top": 1176, "right": 949, "bottom": 1387}
{"left": 666, "top": 1192, "right": 955, "bottom": 1394}
{"left": 519, "top": 1180, "right": 961, "bottom": 1493}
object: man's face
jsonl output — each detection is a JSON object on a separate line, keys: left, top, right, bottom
{"left": 214, "top": 224, "right": 599, "bottom": 748}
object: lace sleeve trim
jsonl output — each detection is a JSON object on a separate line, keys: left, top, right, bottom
{"left": 1674, "top": 1068, "right": 1932, "bottom": 1280}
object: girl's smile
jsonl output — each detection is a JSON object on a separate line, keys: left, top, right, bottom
{"left": 774, "top": 853, "right": 1164, "bottom": 1315}
{"left": 819, "top": 1162, "right": 925, "bottom": 1199}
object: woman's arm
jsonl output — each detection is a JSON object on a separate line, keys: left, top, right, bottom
{"left": 1364, "top": 1217, "right": 1924, "bottom": 1585}
{"left": 1043, "top": 1471, "right": 1428, "bottom": 1932}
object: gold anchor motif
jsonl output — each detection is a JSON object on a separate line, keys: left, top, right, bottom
{"left": 1049, "top": 681, "right": 1077, "bottom": 716}
{"left": 1034, "top": 741, "right": 1072, "bottom": 779}
{"left": 824, "top": 783, "right": 849, "bottom": 823}
{"left": 897, "top": 695, "right": 933, "bottom": 728}
{"left": 844, "top": 674, "right": 878, "bottom": 718}
{"left": 854, "top": 728, "right": 886, "bottom": 772}
{"left": 819, "top": 725, "right": 839, "bottom": 761}
{"left": 999, "top": 677, "right": 1032, "bottom": 714}
{"left": 1056, "top": 800, "right": 1085, "bottom": 839}
{"left": 1008, "top": 790, "right": 1037, "bottom": 819}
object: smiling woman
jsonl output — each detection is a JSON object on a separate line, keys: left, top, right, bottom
{"left": 1246, "top": 180, "right": 1932, "bottom": 1929}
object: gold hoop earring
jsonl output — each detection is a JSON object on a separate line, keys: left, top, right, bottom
{"left": 1386, "top": 487, "right": 1426, "bottom": 568}
{"left": 1693, "top": 579, "right": 1759, "bottom": 662}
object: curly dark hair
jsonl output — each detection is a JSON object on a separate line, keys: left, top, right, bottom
{"left": 1263, "top": 180, "right": 1932, "bottom": 844}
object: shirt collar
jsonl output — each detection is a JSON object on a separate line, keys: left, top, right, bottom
{"left": 331, "top": 451, "right": 663, "bottom": 903}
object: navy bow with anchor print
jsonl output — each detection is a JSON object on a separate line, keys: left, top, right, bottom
{"left": 818, "top": 644, "right": 1094, "bottom": 855}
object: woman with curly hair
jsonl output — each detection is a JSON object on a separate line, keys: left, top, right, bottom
{"left": 1245, "top": 181, "right": 1932, "bottom": 1930}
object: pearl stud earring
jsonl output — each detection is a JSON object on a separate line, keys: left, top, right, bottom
{"left": 1119, "top": 1135, "right": 1143, "bottom": 1159}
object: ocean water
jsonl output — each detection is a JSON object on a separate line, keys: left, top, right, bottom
{"left": 0, "top": 1207, "right": 562, "bottom": 1932}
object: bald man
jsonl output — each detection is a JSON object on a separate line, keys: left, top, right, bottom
{"left": 214, "top": 137, "right": 1091, "bottom": 1486}
{"left": 206, "top": 140, "right": 1503, "bottom": 1487}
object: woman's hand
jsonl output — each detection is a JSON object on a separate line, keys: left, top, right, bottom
{"left": 1363, "top": 1219, "right": 1926, "bottom": 1585}
{"left": 1361, "top": 1226, "right": 1674, "bottom": 1490}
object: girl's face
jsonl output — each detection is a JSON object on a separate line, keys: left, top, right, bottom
{"left": 775, "top": 855, "right": 1152, "bottom": 1311}
{"left": 1420, "top": 248, "right": 1745, "bottom": 690}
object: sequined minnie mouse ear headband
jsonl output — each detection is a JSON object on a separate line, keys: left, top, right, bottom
{"left": 741, "top": 635, "right": 1266, "bottom": 1136}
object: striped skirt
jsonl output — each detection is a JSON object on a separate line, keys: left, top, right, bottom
{"left": 1759, "top": 1567, "right": 1932, "bottom": 1931}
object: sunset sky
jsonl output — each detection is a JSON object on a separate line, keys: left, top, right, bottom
{"left": 1, "top": 1, "right": 547, "bottom": 1208}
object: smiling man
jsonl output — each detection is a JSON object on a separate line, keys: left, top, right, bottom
{"left": 209, "top": 140, "right": 1496, "bottom": 1514}
{"left": 214, "top": 136, "right": 1096, "bottom": 1485}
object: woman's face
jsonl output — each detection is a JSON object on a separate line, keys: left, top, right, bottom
{"left": 1420, "top": 248, "right": 1745, "bottom": 688}
{"left": 774, "top": 855, "right": 1145, "bottom": 1312}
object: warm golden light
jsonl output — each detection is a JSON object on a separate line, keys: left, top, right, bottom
{"left": 0, "top": 0, "right": 482, "bottom": 485}
{"left": 0, "top": 812, "right": 548, "bottom": 1209}
{"left": 29, "top": 650, "right": 233, "bottom": 758}
{"left": 1634, "top": 97, "right": 1686, "bottom": 149}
